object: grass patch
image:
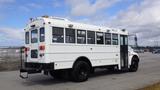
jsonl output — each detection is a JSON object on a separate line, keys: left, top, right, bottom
{"left": 138, "top": 82, "right": 160, "bottom": 90}
{"left": 0, "top": 60, "right": 20, "bottom": 71}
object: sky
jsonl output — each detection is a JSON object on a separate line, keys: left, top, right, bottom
{"left": 0, "top": 0, "right": 160, "bottom": 46}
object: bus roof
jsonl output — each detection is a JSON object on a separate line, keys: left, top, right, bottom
{"left": 25, "top": 16, "right": 128, "bottom": 35}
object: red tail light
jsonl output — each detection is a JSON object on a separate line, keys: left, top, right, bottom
{"left": 25, "top": 47, "right": 29, "bottom": 53}
{"left": 39, "top": 45, "right": 45, "bottom": 51}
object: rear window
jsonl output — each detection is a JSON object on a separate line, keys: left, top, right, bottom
{"left": 31, "top": 50, "right": 38, "bottom": 58}
{"left": 31, "top": 29, "right": 38, "bottom": 43}
{"left": 25, "top": 32, "right": 29, "bottom": 44}
{"left": 40, "top": 27, "right": 45, "bottom": 42}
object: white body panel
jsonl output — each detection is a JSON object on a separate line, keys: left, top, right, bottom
{"left": 45, "top": 44, "right": 120, "bottom": 69}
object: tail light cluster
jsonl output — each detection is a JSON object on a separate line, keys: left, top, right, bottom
{"left": 24, "top": 46, "right": 45, "bottom": 58}
{"left": 25, "top": 47, "right": 30, "bottom": 53}
{"left": 39, "top": 45, "right": 45, "bottom": 57}
{"left": 39, "top": 45, "right": 45, "bottom": 51}
{"left": 25, "top": 47, "right": 30, "bottom": 58}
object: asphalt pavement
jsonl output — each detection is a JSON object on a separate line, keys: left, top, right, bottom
{"left": 0, "top": 53, "right": 160, "bottom": 90}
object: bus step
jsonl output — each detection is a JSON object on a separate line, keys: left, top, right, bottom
{"left": 20, "top": 69, "right": 28, "bottom": 79}
{"left": 19, "top": 69, "right": 41, "bottom": 79}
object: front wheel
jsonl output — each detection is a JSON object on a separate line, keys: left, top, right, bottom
{"left": 71, "top": 61, "right": 90, "bottom": 82}
{"left": 129, "top": 58, "right": 139, "bottom": 72}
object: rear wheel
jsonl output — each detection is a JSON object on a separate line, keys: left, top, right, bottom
{"left": 129, "top": 57, "right": 139, "bottom": 72}
{"left": 71, "top": 61, "right": 90, "bottom": 82}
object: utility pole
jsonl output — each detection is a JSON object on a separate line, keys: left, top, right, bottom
{"left": 154, "top": 40, "right": 159, "bottom": 47}
{"left": 134, "top": 34, "right": 138, "bottom": 47}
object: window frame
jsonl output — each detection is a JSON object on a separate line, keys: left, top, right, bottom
{"left": 39, "top": 27, "right": 45, "bottom": 42}
{"left": 105, "top": 33, "right": 111, "bottom": 45}
{"left": 125, "top": 36, "right": 128, "bottom": 45}
{"left": 31, "top": 29, "right": 38, "bottom": 43}
{"left": 77, "top": 29, "right": 86, "bottom": 44}
{"left": 96, "top": 32, "right": 104, "bottom": 45}
{"left": 112, "top": 33, "right": 119, "bottom": 45}
{"left": 52, "top": 27, "right": 64, "bottom": 43}
{"left": 31, "top": 49, "right": 38, "bottom": 58}
{"left": 120, "top": 36, "right": 123, "bottom": 45}
{"left": 65, "top": 28, "right": 76, "bottom": 43}
{"left": 25, "top": 31, "right": 29, "bottom": 44}
{"left": 87, "top": 31, "right": 95, "bottom": 44}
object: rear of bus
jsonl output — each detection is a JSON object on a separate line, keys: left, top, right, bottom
{"left": 20, "top": 19, "right": 54, "bottom": 78}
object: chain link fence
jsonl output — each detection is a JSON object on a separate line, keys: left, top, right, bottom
{"left": 0, "top": 46, "right": 23, "bottom": 71}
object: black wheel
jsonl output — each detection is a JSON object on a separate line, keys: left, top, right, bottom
{"left": 50, "top": 70, "right": 63, "bottom": 79}
{"left": 71, "top": 61, "right": 90, "bottom": 82}
{"left": 129, "top": 57, "right": 139, "bottom": 72}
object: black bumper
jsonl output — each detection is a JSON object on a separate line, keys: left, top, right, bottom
{"left": 19, "top": 62, "right": 54, "bottom": 79}
{"left": 25, "top": 62, "right": 54, "bottom": 70}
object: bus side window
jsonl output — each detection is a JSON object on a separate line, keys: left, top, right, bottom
{"left": 87, "top": 31, "right": 95, "bottom": 44}
{"left": 77, "top": 30, "right": 86, "bottom": 44}
{"left": 105, "top": 33, "right": 111, "bottom": 45}
{"left": 125, "top": 36, "right": 128, "bottom": 45}
{"left": 40, "top": 27, "right": 45, "bottom": 42}
{"left": 52, "top": 27, "right": 64, "bottom": 43}
{"left": 96, "top": 32, "right": 104, "bottom": 44}
{"left": 112, "top": 34, "right": 118, "bottom": 45}
{"left": 25, "top": 31, "right": 29, "bottom": 44}
{"left": 65, "top": 28, "right": 75, "bottom": 43}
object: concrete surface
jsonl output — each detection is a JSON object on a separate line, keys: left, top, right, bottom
{"left": 0, "top": 53, "right": 160, "bottom": 90}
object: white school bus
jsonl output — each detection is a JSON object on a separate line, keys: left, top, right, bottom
{"left": 20, "top": 16, "right": 140, "bottom": 82}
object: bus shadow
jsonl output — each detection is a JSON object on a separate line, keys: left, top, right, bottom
{"left": 21, "top": 75, "right": 69, "bottom": 86}
{"left": 90, "top": 69, "right": 128, "bottom": 78}
{"left": 21, "top": 69, "right": 128, "bottom": 86}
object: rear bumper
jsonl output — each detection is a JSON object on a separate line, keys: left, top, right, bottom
{"left": 19, "top": 62, "right": 54, "bottom": 79}
{"left": 25, "top": 62, "right": 54, "bottom": 70}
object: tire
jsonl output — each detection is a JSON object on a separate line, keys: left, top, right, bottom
{"left": 50, "top": 70, "right": 63, "bottom": 79}
{"left": 71, "top": 61, "right": 90, "bottom": 82}
{"left": 129, "top": 57, "right": 139, "bottom": 72}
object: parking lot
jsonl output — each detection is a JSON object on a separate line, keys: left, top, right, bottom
{"left": 0, "top": 53, "right": 160, "bottom": 90}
